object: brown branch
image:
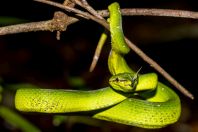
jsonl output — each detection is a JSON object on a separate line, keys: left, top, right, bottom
{"left": 0, "top": 12, "right": 78, "bottom": 36}
{"left": 98, "top": 8, "right": 198, "bottom": 19}
{"left": 124, "top": 38, "right": 194, "bottom": 99}
{"left": 0, "top": 20, "right": 52, "bottom": 35}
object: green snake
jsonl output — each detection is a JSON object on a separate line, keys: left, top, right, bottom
{"left": 15, "top": 2, "right": 181, "bottom": 129}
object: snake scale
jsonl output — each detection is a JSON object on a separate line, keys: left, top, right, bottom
{"left": 15, "top": 2, "right": 181, "bottom": 129}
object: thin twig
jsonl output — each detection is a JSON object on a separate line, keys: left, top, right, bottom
{"left": 89, "top": 30, "right": 108, "bottom": 72}
{"left": 98, "top": 8, "right": 198, "bottom": 19}
{"left": 34, "top": 0, "right": 90, "bottom": 19}
{"left": 74, "top": 0, "right": 103, "bottom": 19}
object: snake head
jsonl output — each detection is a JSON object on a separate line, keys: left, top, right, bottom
{"left": 109, "top": 73, "right": 138, "bottom": 92}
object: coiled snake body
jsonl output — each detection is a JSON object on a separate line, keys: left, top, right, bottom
{"left": 15, "top": 2, "right": 181, "bottom": 129}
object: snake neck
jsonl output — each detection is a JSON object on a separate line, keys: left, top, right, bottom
{"left": 108, "top": 50, "right": 135, "bottom": 75}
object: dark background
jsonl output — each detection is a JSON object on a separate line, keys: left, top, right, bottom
{"left": 0, "top": 0, "right": 198, "bottom": 131}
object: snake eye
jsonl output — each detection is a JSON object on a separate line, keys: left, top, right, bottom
{"left": 115, "top": 77, "right": 119, "bottom": 82}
